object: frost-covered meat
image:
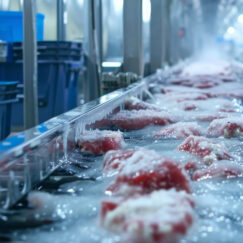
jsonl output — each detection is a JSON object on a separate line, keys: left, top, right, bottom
{"left": 161, "top": 92, "right": 208, "bottom": 102}
{"left": 111, "top": 110, "right": 176, "bottom": 130}
{"left": 168, "top": 75, "right": 222, "bottom": 89}
{"left": 125, "top": 97, "right": 162, "bottom": 111}
{"left": 104, "top": 149, "right": 191, "bottom": 195}
{"left": 183, "top": 99, "right": 235, "bottom": 113}
{"left": 103, "top": 149, "right": 135, "bottom": 173}
{"left": 180, "top": 61, "right": 234, "bottom": 76}
{"left": 192, "top": 111, "right": 229, "bottom": 122}
{"left": 153, "top": 122, "right": 203, "bottom": 139}
{"left": 207, "top": 117, "right": 243, "bottom": 138}
{"left": 178, "top": 136, "right": 232, "bottom": 165}
{"left": 101, "top": 189, "right": 194, "bottom": 243}
{"left": 179, "top": 101, "right": 198, "bottom": 111}
{"left": 77, "top": 130, "right": 125, "bottom": 155}
{"left": 160, "top": 85, "right": 203, "bottom": 95}
{"left": 193, "top": 161, "right": 243, "bottom": 181}
{"left": 205, "top": 82, "right": 243, "bottom": 99}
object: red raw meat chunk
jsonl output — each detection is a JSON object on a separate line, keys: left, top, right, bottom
{"left": 77, "top": 130, "right": 125, "bottom": 155}
{"left": 168, "top": 75, "right": 222, "bottom": 89}
{"left": 104, "top": 149, "right": 191, "bottom": 195}
{"left": 184, "top": 161, "right": 197, "bottom": 171}
{"left": 153, "top": 122, "right": 202, "bottom": 139}
{"left": 207, "top": 117, "right": 243, "bottom": 138}
{"left": 205, "top": 83, "right": 243, "bottom": 99}
{"left": 193, "top": 161, "right": 242, "bottom": 181}
{"left": 87, "top": 118, "right": 112, "bottom": 129}
{"left": 103, "top": 149, "right": 135, "bottom": 173}
{"left": 125, "top": 97, "right": 162, "bottom": 111}
{"left": 180, "top": 102, "right": 198, "bottom": 111}
{"left": 163, "top": 92, "right": 208, "bottom": 102}
{"left": 178, "top": 136, "right": 232, "bottom": 165}
{"left": 218, "top": 102, "right": 235, "bottom": 113}
{"left": 178, "top": 98, "right": 234, "bottom": 113}
{"left": 160, "top": 85, "right": 202, "bottom": 94}
{"left": 111, "top": 110, "right": 176, "bottom": 130}
{"left": 193, "top": 112, "right": 229, "bottom": 122}
{"left": 101, "top": 189, "right": 194, "bottom": 243}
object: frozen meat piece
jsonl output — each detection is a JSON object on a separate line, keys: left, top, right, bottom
{"left": 193, "top": 161, "right": 243, "bottom": 181}
{"left": 206, "top": 82, "right": 243, "bottom": 99}
{"left": 101, "top": 189, "right": 194, "bottom": 243}
{"left": 77, "top": 130, "right": 125, "bottom": 155}
{"left": 179, "top": 101, "right": 198, "bottom": 111}
{"left": 103, "top": 149, "right": 135, "bottom": 173}
{"left": 162, "top": 92, "right": 208, "bottom": 102}
{"left": 180, "top": 61, "right": 233, "bottom": 76}
{"left": 207, "top": 117, "right": 243, "bottom": 138}
{"left": 153, "top": 122, "right": 203, "bottom": 139}
{"left": 193, "top": 111, "right": 229, "bottom": 122}
{"left": 160, "top": 85, "right": 203, "bottom": 94}
{"left": 167, "top": 75, "right": 222, "bottom": 89}
{"left": 178, "top": 136, "right": 232, "bottom": 165}
{"left": 111, "top": 110, "right": 177, "bottom": 130}
{"left": 125, "top": 97, "right": 162, "bottom": 111}
{"left": 105, "top": 149, "right": 191, "bottom": 195}
{"left": 178, "top": 98, "right": 235, "bottom": 113}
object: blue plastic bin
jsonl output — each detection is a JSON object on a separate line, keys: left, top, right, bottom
{"left": 0, "top": 98, "right": 18, "bottom": 140}
{"left": 0, "top": 61, "right": 82, "bottom": 126}
{"left": 0, "top": 11, "right": 44, "bottom": 42}
{"left": 0, "top": 81, "right": 18, "bottom": 91}
{"left": 13, "top": 41, "right": 83, "bottom": 61}
{"left": 0, "top": 82, "right": 18, "bottom": 140}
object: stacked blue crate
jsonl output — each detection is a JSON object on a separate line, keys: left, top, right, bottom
{"left": 0, "top": 42, "right": 83, "bottom": 126}
{"left": 0, "top": 12, "right": 83, "bottom": 126}
{"left": 0, "top": 81, "right": 18, "bottom": 140}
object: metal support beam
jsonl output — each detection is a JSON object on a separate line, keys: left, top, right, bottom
{"left": 150, "top": 0, "right": 170, "bottom": 73}
{"left": 57, "top": 0, "right": 65, "bottom": 41}
{"left": 123, "top": 0, "right": 143, "bottom": 76}
{"left": 23, "top": 0, "right": 38, "bottom": 129}
{"left": 83, "top": 0, "right": 101, "bottom": 101}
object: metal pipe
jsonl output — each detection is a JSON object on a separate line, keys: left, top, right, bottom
{"left": 83, "top": 0, "right": 101, "bottom": 101}
{"left": 23, "top": 0, "right": 38, "bottom": 129}
{"left": 57, "top": 0, "right": 65, "bottom": 41}
{"left": 123, "top": 0, "right": 143, "bottom": 76}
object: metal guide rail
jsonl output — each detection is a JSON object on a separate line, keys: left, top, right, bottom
{"left": 0, "top": 74, "right": 160, "bottom": 209}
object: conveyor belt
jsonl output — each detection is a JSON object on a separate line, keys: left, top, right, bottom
{"left": 0, "top": 74, "right": 158, "bottom": 209}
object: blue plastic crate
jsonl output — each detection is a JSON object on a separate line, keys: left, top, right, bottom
{"left": 0, "top": 81, "right": 18, "bottom": 91}
{"left": 0, "top": 11, "right": 44, "bottom": 42}
{"left": 13, "top": 41, "right": 83, "bottom": 61}
{"left": 0, "top": 98, "right": 18, "bottom": 140}
{"left": 0, "top": 61, "right": 82, "bottom": 126}
{"left": 0, "top": 90, "right": 18, "bottom": 101}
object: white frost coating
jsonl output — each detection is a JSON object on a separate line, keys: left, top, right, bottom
{"left": 181, "top": 61, "right": 233, "bottom": 76}
{"left": 207, "top": 117, "right": 243, "bottom": 138}
{"left": 120, "top": 150, "right": 167, "bottom": 175}
{"left": 154, "top": 122, "right": 203, "bottom": 139}
{"left": 103, "top": 189, "right": 194, "bottom": 240}
{"left": 197, "top": 138, "right": 230, "bottom": 165}
{"left": 78, "top": 129, "right": 123, "bottom": 143}
{"left": 161, "top": 92, "right": 208, "bottom": 102}
{"left": 107, "top": 149, "right": 170, "bottom": 176}
{"left": 207, "top": 82, "right": 243, "bottom": 98}
{"left": 179, "top": 136, "right": 231, "bottom": 165}
{"left": 193, "top": 160, "right": 243, "bottom": 181}
{"left": 125, "top": 96, "right": 161, "bottom": 111}
{"left": 111, "top": 109, "right": 179, "bottom": 123}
